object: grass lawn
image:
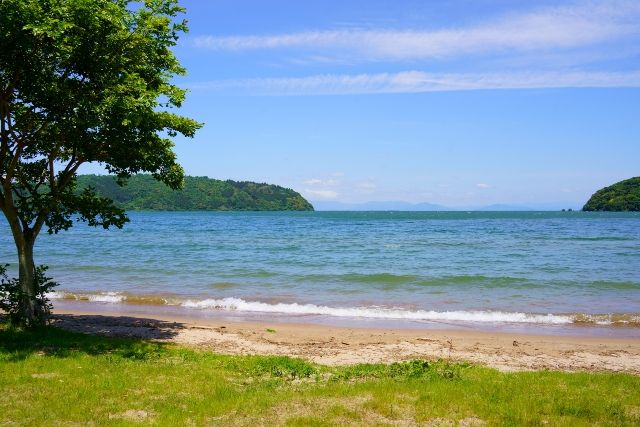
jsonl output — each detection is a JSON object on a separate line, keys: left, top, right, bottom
{"left": 1, "top": 325, "right": 639, "bottom": 426}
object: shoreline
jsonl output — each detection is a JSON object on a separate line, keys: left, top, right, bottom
{"left": 52, "top": 304, "right": 640, "bottom": 374}
{"left": 48, "top": 295, "right": 640, "bottom": 337}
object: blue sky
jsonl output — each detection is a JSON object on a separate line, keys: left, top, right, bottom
{"left": 92, "top": 0, "right": 640, "bottom": 208}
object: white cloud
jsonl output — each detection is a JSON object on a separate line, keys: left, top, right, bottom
{"left": 303, "top": 178, "right": 339, "bottom": 186}
{"left": 476, "top": 183, "right": 491, "bottom": 189}
{"left": 189, "top": 1, "right": 640, "bottom": 96}
{"left": 189, "top": 70, "right": 640, "bottom": 95}
{"left": 193, "top": 1, "right": 640, "bottom": 61}
{"left": 304, "top": 189, "right": 339, "bottom": 199}
{"left": 303, "top": 178, "right": 323, "bottom": 185}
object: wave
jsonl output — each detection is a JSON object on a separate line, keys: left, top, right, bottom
{"left": 415, "top": 275, "right": 526, "bottom": 287}
{"left": 181, "top": 297, "right": 574, "bottom": 324}
{"left": 47, "top": 292, "right": 640, "bottom": 326}
{"left": 180, "top": 298, "right": 640, "bottom": 326}
{"left": 297, "top": 273, "right": 529, "bottom": 287}
{"left": 296, "top": 273, "right": 638, "bottom": 290}
{"left": 558, "top": 236, "right": 634, "bottom": 241}
{"left": 47, "top": 291, "right": 168, "bottom": 305}
{"left": 309, "top": 273, "right": 421, "bottom": 284}
{"left": 590, "top": 280, "right": 640, "bottom": 290}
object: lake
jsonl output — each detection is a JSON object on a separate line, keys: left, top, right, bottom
{"left": 1, "top": 211, "right": 639, "bottom": 334}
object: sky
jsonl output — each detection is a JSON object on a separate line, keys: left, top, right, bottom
{"left": 89, "top": 0, "right": 640, "bottom": 209}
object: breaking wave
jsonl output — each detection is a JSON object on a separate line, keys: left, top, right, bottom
{"left": 47, "top": 292, "right": 640, "bottom": 326}
{"left": 182, "top": 297, "right": 574, "bottom": 324}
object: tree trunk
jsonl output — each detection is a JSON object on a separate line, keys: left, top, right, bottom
{"left": 3, "top": 204, "right": 44, "bottom": 325}
{"left": 16, "top": 238, "right": 42, "bottom": 324}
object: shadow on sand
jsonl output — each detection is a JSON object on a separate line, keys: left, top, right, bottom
{"left": 0, "top": 314, "right": 187, "bottom": 362}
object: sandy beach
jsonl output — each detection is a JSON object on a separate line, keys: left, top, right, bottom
{"left": 52, "top": 306, "right": 640, "bottom": 375}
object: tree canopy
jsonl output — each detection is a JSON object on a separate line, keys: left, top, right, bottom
{"left": 583, "top": 177, "right": 640, "bottom": 212}
{"left": 0, "top": 0, "right": 201, "bottom": 324}
{"left": 77, "top": 174, "right": 314, "bottom": 211}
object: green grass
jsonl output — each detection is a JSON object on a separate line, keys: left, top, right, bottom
{"left": 1, "top": 325, "right": 639, "bottom": 426}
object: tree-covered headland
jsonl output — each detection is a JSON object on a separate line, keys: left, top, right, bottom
{"left": 583, "top": 177, "right": 640, "bottom": 211}
{"left": 76, "top": 174, "right": 314, "bottom": 211}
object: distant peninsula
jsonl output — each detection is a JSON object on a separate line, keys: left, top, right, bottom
{"left": 583, "top": 177, "right": 640, "bottom": 211}
{"left": 76, "top": 175, "right": 314, "bottom": 211}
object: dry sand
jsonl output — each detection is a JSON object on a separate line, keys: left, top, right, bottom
{"left": 51, "top": 307, "right": 640, "bottom": 374}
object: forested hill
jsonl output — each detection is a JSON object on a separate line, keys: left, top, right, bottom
{"left": 76, "top": 175, "right": 314, "bottom": 211}
{"left": 583, "top": 177, "right": 640, "bottom": 211}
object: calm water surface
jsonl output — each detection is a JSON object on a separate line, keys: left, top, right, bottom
{"left": 1, "top": 211, "right": 639, "bottom": 333}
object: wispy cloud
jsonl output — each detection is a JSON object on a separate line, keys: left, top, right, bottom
{"left": 303, "top": 178, "right": 339, "bottom": 186}
{"left": 189, "top": 70, "right": 640, "bottom": 96}
{"left": 476, "top": 183, "right": 491, "bottom": 189}
{"left": 193, "top": 1, "right": 640, "bottom": 61}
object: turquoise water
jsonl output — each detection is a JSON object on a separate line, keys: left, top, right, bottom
{"left": 1, "top": 211, "right": 639, "bottom": 330}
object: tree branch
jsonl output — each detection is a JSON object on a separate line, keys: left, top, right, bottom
{"left": 58, "top": 157, "right": 84, "bottom": 190}
{"left": 13, "top": 168, "right": 38, "bottom": 195}
{"left": 0, "top": 178, "right": 25, "bottom": 248}
{"left": 48, "top": 151, "right": 56, "bottom": 193}
{"left": 0, "top": 97, "right": 10, "bottom": 169}
{"left": 32, "top": 159, "right": 84, "bottom": 239}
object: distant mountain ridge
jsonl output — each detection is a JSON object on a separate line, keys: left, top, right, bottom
{"left": 583, "top": 177, "right": 640, "bottom": 211}
{"left": 311, "top": 201, "right": 448, "bottom": 211}
{"left": 76, "top": 175, "right": 314, "bottom": 211}
{"left": 312, "top": 201, "right": 573, "bottom": 211}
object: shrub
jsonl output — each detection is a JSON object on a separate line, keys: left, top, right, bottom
{"left": 0, "top": 265, "right": 58, "bottom": 327}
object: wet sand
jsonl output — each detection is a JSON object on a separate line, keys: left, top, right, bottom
{"left": 52, "top": 305, "right": 640, "bottom": 374}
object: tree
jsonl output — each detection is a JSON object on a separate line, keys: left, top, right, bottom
{"left": 0, "top": 0, "right": 202, "bottom": 325}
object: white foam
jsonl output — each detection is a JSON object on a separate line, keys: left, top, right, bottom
{"left": 45, "top": 292, "right": 632, "bottom": 325}
{"left": 46, "top": 291, "right": 66, "bottom": 300}
{"left": 87, "top": 292, "right": 124, "bottom": 303}
{"left": 46, "top": 291, "right": 124, "bottom": 303}
{"left": 181, "top": 297, "right": 573, "bottom": 324}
